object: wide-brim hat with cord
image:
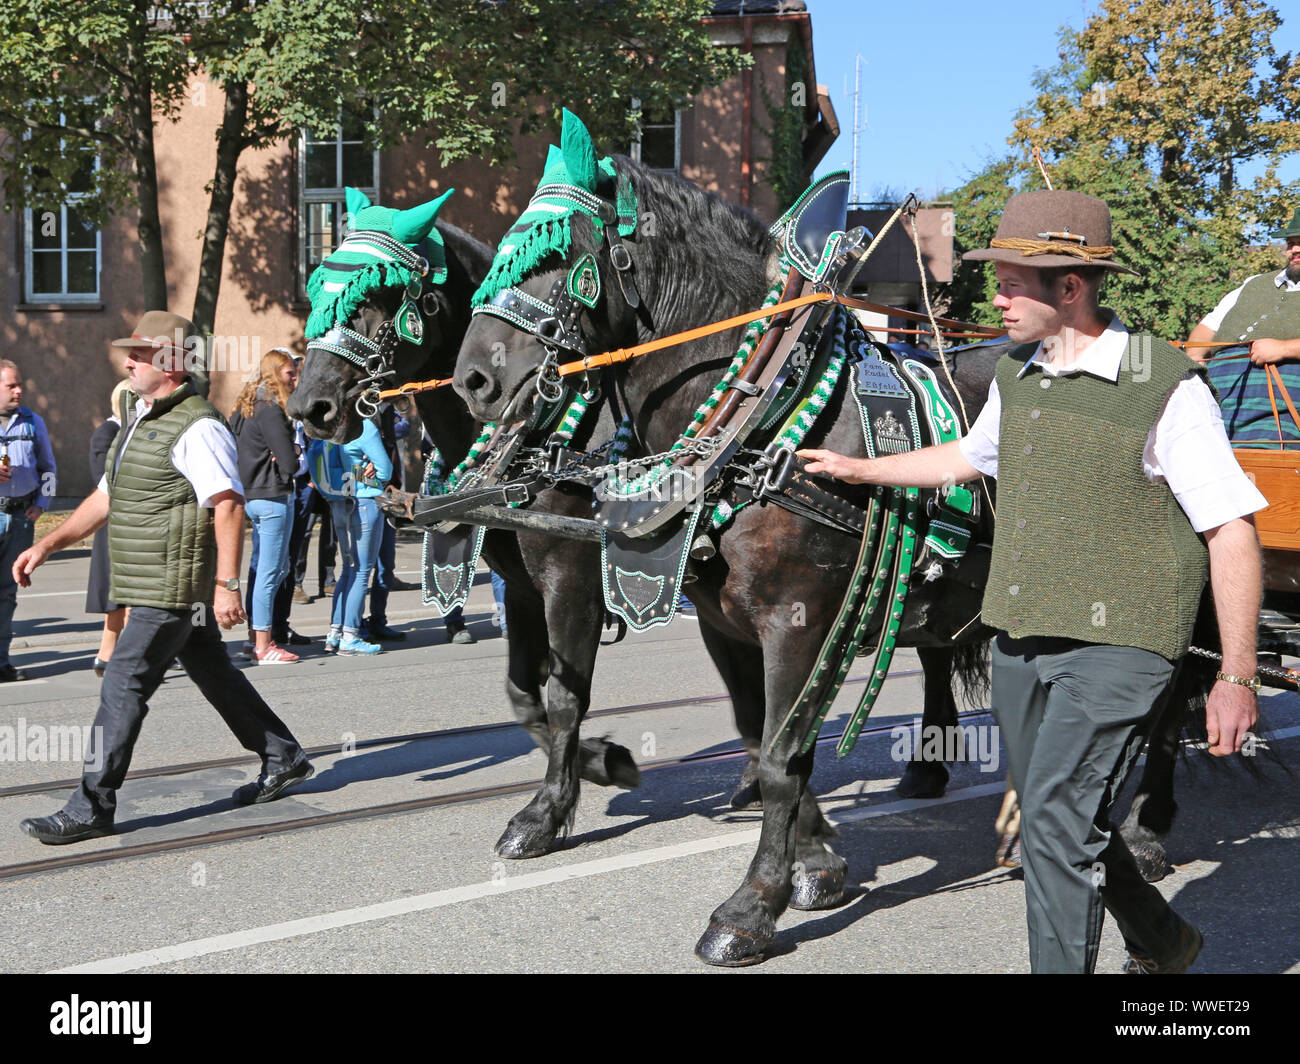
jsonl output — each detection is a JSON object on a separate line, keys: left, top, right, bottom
{"left": 962, "top": 189, "right": 1140, "bottom": 278}
{"left": 110, "top": 310, "right": 199, "bottom": 355}
{"left": 1271, "top": 207, "right": 1300, "bottom": 240}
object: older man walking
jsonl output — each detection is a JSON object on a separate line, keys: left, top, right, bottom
{"left": 13, "top": 312, "right": 313, "bottom": 845}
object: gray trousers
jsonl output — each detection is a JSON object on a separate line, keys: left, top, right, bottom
{"left": 65, "top": 604, "right": 304, "bottom": 822}
{"left": 991, "top": 634, "right": 1185, "bottom": 973}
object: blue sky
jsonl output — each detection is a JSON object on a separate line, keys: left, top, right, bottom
{"left": 806, "top": 0, "right": 1300, "bottom": 201}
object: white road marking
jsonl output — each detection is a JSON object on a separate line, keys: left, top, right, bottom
{"left": 46, "top": 726, "right": 1300, "bottom": 973}
{"left": 51, "top": 782, "right": 1006, "bottom": 973}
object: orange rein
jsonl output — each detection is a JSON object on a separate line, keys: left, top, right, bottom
{"left": 374, "top": 292, "right": 1006, "bottom": 401}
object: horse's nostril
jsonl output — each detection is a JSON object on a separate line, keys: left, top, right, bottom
{"left": 464, "top": 369, "right": 489, "bottom": 396}
{"left": 307, "top": 398, "right": 337, "bottom": 427}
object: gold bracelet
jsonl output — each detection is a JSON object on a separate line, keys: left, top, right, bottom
{"left": 1215, "top": 670, "right": 1260, "bottom": 693}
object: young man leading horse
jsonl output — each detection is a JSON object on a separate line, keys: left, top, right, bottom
{"left": 800, "top": 189, "right": 1265, "bottom": 974}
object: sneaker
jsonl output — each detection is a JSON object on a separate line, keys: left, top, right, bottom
{"left": 324, "top": 631, "right": 341, "bottom": 654}
{"left": 1125, "top": 917, "right": 1203, "bottom": 974}
{"left": 338, "top": 635, "right": 383, "bottom": 656}
{"left": 447, "top": 626, "right": 476, "bottom": 645}
{"left": 253, "top": 642, "right": 300, "bottom": 665}
{"left": 292, "top": 586, "right": 312, "bottom": 605}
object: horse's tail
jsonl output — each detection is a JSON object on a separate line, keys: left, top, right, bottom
{"left": 954, "top": 637, "right": 991, "bottom": 710}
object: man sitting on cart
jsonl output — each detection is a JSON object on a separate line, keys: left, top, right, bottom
{"left": 1187, "top": 207, "right": 1300, "bottom": 445}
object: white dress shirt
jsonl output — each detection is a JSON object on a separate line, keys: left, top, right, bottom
{"left": 957, "top": 314, "right": 1267, "bottom": 533}
{"left": 97, "top": 395, "right": 243, "bottom": 508}
{"left": 1199, "top": 270, "right": 1300, "bottom": 332}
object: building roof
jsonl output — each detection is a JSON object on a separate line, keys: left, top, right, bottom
{"left": 710, "top": 1, "right": 808, "bottom": 15}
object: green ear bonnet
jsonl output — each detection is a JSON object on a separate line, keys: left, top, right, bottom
{"left": 471, "top": 109, "right": 637, "bottom": 308}
{"left": 305, "top": 187, "right": 454, "bottom": 341}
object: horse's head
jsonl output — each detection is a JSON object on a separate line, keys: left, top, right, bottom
{"left": 289, "top": 187, "right": 475, "bottom": 442}
{"left": 454, "top": 110, "right": 645, "bottom": 425}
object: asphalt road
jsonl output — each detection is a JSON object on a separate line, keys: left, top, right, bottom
{"left": 0, "top": 529, "right": 1296, "bottom": 976}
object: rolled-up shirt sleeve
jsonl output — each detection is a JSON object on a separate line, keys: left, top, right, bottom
{"left": 1199, "top": 280, "right": 1248, "bottom": 334}
{"left": 1147, "top": 375, "right": 1268, "bottom": 533}
{"left": 957, "top": 378, "right": 1001, "bottom": 478}
{"left": 171, "top": 418, "right": 244, "bottom": 508}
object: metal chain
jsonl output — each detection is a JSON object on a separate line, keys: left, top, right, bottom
{"left": 537, "top": 432, "right": 725, "bottom": 489}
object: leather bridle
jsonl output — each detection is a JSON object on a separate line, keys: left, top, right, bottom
{"left": 471, "top": 186, "right": 641, "bottom": 403}
{"left": 305, "top": 230, "right": 437, "bottom": 418}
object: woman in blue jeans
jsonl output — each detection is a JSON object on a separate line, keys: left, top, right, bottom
{"left": 308, "top": 417, "right": 392, "bottom": 655}
{"left": 231, "top": 350, "right": 301, "bottom": 664}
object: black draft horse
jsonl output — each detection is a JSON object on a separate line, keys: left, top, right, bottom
{"left": 288, "top": 215, "right": 641, "bottom": 807}
{"left": 453, "top": 129, "right": 1211, "bottom": 961}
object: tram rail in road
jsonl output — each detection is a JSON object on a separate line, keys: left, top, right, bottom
{"left": 0, "top": 702, "right": 989, "bottom": 882}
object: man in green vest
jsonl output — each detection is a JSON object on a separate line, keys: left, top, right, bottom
{"left": 799, "top": 190, "right": 1266, "bottom": 974}
{"left": 1186, "top": 207, "right": 1300, "bottom": 443}
{"left": 12, "top": 311, "right": 314, "bottom": 845}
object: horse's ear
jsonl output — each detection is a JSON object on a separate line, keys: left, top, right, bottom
{"left": 393, "top": 189, "right": 455, "bottom": 245}
{"left": 345, "top": 187, "right": 372, "bottom": 221}
{"left": 560, "top": 108, "right": 598, "bottom": 191}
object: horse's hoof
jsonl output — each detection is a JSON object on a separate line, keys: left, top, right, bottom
{"left": 606, "top": 743, "right": 641, "bottom": 790}
{"left": 694, "top": 922, "right": 771, "bottom": 967}
{"left": 730, "top": 778, "right": 762, "bottom": 810}
{"left": 494, "top": 822, "right": 560, "bottom": 860}
{"left": 789, "top": 864, "right": 847, "bottom": 911}
{"left": 1130, "top": 842, "right": 1170, "bottom": 883}
{"left": 995, "top": 831, "right": 1020, "bottom": 869}
{"left": 897, "top": 760, "right": 948, "bottom": 799}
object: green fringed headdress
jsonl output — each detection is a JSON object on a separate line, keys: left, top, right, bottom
{"left": 305, "top": 187, "right": 454, "bottom": 340}
{"left": 471, "top": 108, "right": 637, "bottom": 307}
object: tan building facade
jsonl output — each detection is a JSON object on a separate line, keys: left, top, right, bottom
{"left": 1, "top": 0, "right": 835, "bottom": 500}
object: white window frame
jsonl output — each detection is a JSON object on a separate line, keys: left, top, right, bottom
{"left": 22, "top": 138, "right": 100, "bottom": 304}
{"left": 298, "top": 116, "right": 380, "bottom": 297}
{"left": 630, "top": 99, "right": 681, "bottom": 174}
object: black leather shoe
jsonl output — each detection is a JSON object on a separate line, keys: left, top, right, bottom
{"left": 365, "top": 621, "right": 407, "bottom": 642}
{"left": 0, "top": 664, "right": 29, "bottom": 683}
{"left": 20, "top": 810, "right": 114, "bottom": 845}
{"left": 232, "top": 758, "right": 315, "bottom": 805}
{"left": 1125, "top": 917, "right": 1203, "bottom": 974}
{"left": 385, "top": 577, "right": 420, "bottom": 592}
{"left": 273, "top": 628, "right": 313, "bottom": 646}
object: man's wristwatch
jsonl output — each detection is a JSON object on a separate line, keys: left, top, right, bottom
{"left": 1215, "top": 670, "right": 1261, "bottom": 693}
{"left": 217, "top": 577, "right": 240, "bottom": 592}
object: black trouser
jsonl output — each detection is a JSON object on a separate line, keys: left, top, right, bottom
{"left": 65, "top": 605, "right": 304, "bottom": 821}
{"left": 991, "top": 634, "right": 1185, "bottom": 973}
{"left": 294, "top": 481, "right": 336, "bottom": 592}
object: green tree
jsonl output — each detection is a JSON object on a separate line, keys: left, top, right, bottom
{"left": 0, "top": 0, "right": 193, "bottom": 310}
{"left": 0, "top": 0, "right": 745, "bottom": 333}
{"left": 947, "top": 0, "right": 1299, "bottom": 336}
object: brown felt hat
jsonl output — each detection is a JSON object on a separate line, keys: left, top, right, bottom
{"left": 111, "top": 310, "right": 198, "bottom": 355}
{"left": 962, "top": 190, "right": 1140, "bottom": 278}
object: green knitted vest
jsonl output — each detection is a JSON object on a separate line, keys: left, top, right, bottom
{"left": 982, "top": 337, "right": 1209, "bottom": 660}
{"left": 1216, "top": 272, "right": 1300, "bottom": 342}
{"left": 105, "top": 382, "right": 223, "bottom": 610}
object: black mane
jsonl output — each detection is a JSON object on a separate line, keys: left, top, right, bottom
{"left": 571, "top": 155, "right": 776, "bottom": 340}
